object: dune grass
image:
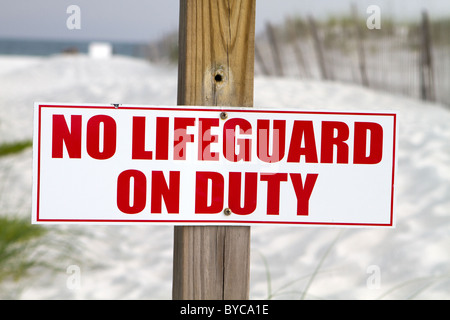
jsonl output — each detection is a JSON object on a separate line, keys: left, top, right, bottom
{"left": 0, "top": 140, "right": 46, "bottom": 297}
{"left": 0, "top": 140, "right": 33, "bottom": 157}
{"left": 259, "top": 231, "right": 342, "bottom": 300}
{"left": 258, "top": 230, "right": 449, "bottom": 300}
{"left": 0, "top": 216, "right": 47, "bottom": 293}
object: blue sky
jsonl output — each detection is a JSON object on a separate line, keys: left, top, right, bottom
{"left": 0, "top": 0, "right": 449, "bottom": 42}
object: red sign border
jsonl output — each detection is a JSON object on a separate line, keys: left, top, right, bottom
{"left": 34, "top": 104, "right": 397, "bottom": 227}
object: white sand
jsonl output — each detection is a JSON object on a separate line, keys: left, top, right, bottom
{"left": 0, "top": 54, "right": 448, "bottom": 299}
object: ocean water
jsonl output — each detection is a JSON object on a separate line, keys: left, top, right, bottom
{"left": 0, "top": 38, "right": 149, "bottom": 58}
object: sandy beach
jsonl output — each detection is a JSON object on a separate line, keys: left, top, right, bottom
{"left": 0, "top": 54, "right": 448, "bottom": 299}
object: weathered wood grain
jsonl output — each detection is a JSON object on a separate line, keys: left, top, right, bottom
{"left": 173, "top": 0, "right": 255, "bottom": 300}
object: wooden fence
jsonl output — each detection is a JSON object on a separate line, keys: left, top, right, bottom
{"left": 254, "top": 11, "right": 450, "bottom": 107}
{"left": 144, "top": 10, "right": 450, "bottom": 108}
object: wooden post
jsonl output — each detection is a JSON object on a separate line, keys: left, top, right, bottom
{"left": 173, "top": 0, "right": 255, "bottom": 300}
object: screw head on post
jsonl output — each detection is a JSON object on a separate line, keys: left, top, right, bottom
{"left": 220, "top": 111, "right": 228, "bottom": 120}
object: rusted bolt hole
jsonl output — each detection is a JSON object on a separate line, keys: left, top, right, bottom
{"left": 214, "top": 73, "right": 223, "bottom": 82}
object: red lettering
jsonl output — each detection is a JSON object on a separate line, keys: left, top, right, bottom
{"left": 320, "top": 121, "right": 349, "bottom": 164}
{"left": 257, "top": 119, "right": 286, "bottom": 163}
{"left": 86, "top": 115, "right": 116, "bottom": 160}
{"left": 290, "top": 173, "right": 318, "bottom": 216}
{"left": 353, "top": 122, "right": 383, "bottom": 164}
{"left": 198, "top": 118, "right": 219, "bottom": 161}
{"left": 132, "top": 116, "right": 152, "bottom": 160}
{"left": 195, "top": 171, "right": 224, "bottom": 214}
{"left": 117, "top": 170, "right": 147, "bottom": 214}
{"left": 151, "top": 171, "right": 180, "bottom": 214}
{"left": 228, "top": 172, "right": 258, "bottom": 215}
{"left": 287, "top": 120, "right": 318, "bottom": 163}
{"left": 155, "top": 117, "right": 169, "bottom": 160}
{"left": 223, "top": 118, "right": 252, "bottom": 162}
{"left": 192, "top": 171, "right": 319, "bottom": 217}
{"left": 132, "top": 117, "right": 169, "bottom": 160}
{"left": 174, "top": 117, "right": 195, "bottom": 160}
{"left": 260, "top": 173, "right": 288, "bottom": 215}
{"left": 52, "top": 114, "right": 82, "bottom": 158}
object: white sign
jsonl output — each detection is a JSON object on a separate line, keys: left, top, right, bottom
{"left": 32, "top": 103, "right": 397, "bottom": 226}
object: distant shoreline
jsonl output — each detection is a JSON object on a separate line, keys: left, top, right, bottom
{"left": 0, "top": 38, "right": 149, "bottom": 58}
